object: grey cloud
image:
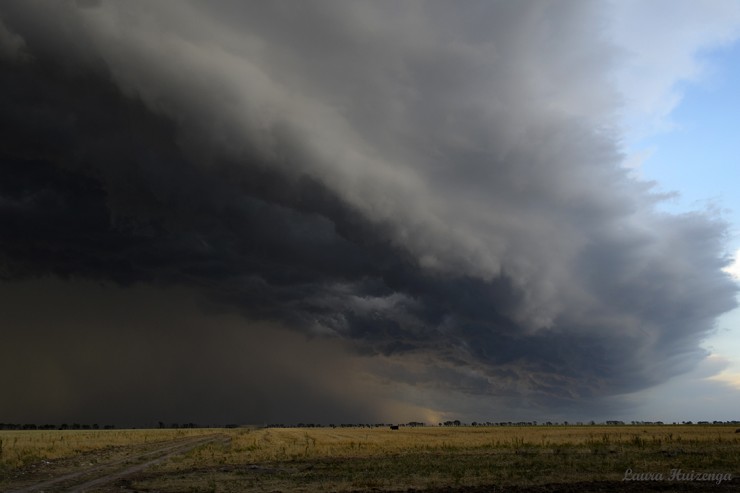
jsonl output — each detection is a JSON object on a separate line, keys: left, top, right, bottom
{"left": 0, "top": 0, "right": 736, "bottom": 423}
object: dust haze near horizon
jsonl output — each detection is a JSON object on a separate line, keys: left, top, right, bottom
{"left": 1, "top": 1, "right": 739, "bottom": 425}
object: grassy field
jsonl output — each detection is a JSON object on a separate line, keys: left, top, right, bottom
{"left": 0, "top": 428, "right": 215, "bottom": 469}
{"left": 2, "top": 425, "right": 740, "bottom": 491}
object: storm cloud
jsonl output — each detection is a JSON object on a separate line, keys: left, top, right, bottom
{"left": 0, "top": 1, "right": 737, "bottom": 424}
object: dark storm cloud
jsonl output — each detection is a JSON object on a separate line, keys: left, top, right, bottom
{"left": 0, "top": 0, "right": 737, "bottom": 421}
{"left": 0, "top": 280, "right": 396, "bottom": 426}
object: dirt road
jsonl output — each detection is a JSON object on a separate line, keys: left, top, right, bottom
{"left": 5, "top": 433, "right": 229, "bottom": 493}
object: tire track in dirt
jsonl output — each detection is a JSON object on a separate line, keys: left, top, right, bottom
{"left": 7, "top": 433, "right": 229, "bottom": 493}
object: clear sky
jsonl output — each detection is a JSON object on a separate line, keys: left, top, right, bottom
{"left": 2, "top": 1, "right": 740, "bottom": 426}
{"left": 625, "top": 38, "right": 740, "bottom": 421}
{"left": 635, "top": 41, "right": 740, "bottom": 243}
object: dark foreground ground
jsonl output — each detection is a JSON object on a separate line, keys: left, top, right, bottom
{"left": 3, "top": 426, "right": 739, "bottom": 492}
{"left": 8, "top": 454, "right": 739, "bottom": 493}
{"left": 417, "top": 481, "right": 740, "bottom": 492}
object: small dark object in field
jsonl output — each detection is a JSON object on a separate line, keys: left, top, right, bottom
{"left": 390, "top": 425, "right": 399, "bottom": 430}
{"left": 735, "top": 428, "right": 740, "bottom": 433}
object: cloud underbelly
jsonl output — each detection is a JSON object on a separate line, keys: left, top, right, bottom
{"left": 0, "top": 0, "right": 737, "bottom": 418}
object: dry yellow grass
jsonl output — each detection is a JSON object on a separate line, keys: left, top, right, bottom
{"left": 3, "top": 425, "right": 740, "bottom": 492}
{"left": 0, "top": 428, "right": 216, "bottom": 469}
{"left": 146, "top": 425, "right": 740, "bottom": 491}
{"left": 206, "top": 425, "right": 740, "bottom": 462}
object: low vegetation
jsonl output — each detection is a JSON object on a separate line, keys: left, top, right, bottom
{"left": 2, "top": 425, "right": 739, "bottom": 491}
{"left": 0, "top": 428, "right": 215, "bottom": 470}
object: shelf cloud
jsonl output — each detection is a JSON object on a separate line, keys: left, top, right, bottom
{"left": 0, "top": 1, "right": 737, "bottom": 424}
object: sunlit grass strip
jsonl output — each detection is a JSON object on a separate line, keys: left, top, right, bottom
{"left": 218, "top": 425, "right": 740, "bottom": 461}
{"left": 0, "top": 428, "right": 216, "bottom": 469}
{"left": 147, "top": 426, "right": 740, "bottom": 490}
{"left": 4, "top": 425, "right": 740, "bottom": 491}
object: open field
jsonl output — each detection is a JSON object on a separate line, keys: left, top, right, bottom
{"left": 2, "top": 425, "right": 740, "bottom": 492}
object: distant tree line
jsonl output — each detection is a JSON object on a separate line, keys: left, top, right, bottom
{"left": 0, "top": 423, "right": 116, "bottom": 430}
{"left": 443, "top": 420, "right": 740, "bottom": 427}
{"left": 0, "top": 422, "right": 236, "bottom": 430}
{"left": 157, "top": 422, "right": 204, "bottom": 429}
{"left": 4, "top": 420, "right": 739, "bottom": 431}
{"left": 263, "top": 420, "right": 740, "bottom": 428}
{"left": 266, "top": 423, "right": 397, "bottom": 429}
